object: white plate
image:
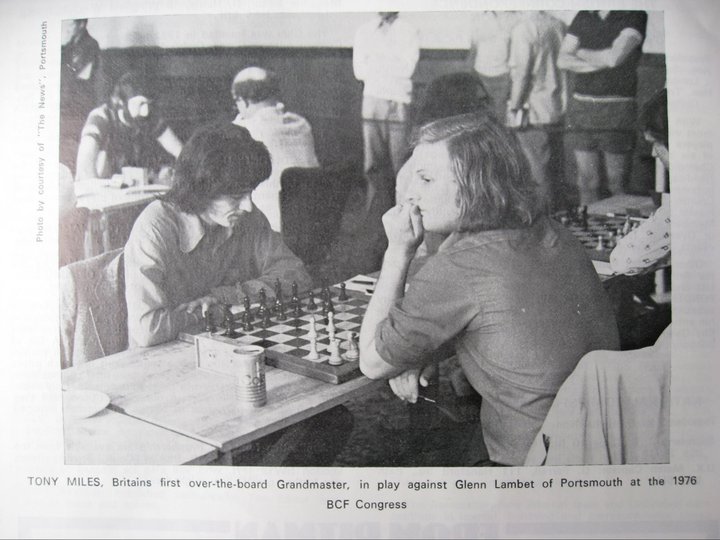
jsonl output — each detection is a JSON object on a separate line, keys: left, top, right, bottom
{"left": 63, "top": 390, "right": 110, "bottom": 422}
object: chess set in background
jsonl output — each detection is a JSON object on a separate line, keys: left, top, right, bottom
{"left": 183, "top": 280, "right": 367, "bottom": 385}
{"left": 553, "top": 206, "right": 647, "bottom": 262}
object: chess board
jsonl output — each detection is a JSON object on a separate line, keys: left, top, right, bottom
{"left": 553, "top": 211, "right": 635, "bottom": 262}
{"left": 181, "top": 286, "right": 367, "bottom": 384}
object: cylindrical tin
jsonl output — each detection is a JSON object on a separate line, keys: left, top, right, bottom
{"left": 232, "top": 345, "right": 267, "bottom": 408}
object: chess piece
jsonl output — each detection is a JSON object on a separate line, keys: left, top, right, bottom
{"left": 595, "top": 235, "right": 604, "bottom": 251}
{"left": 277, "top": 301, "right": 287, "bottom": 321}
{"left": 243, "top": 296, "right": 254, "bottom": 322}
{"left": 241, "top": 310, "right": 253, "bottom": 332}
{"left": 306, "top": 317, "right": 318, "bottom": 342}
{"left": 291, "top": 281, "right": 300, "bottom": 310}
{"left": 305, "top": 337, "right": 320, "bottom": 361}
{"left": 263, "top": 308, "right": 272, "bottom": 329}
{"left": 343, "top": 332, "right": 360, "bottom": 361}
{"left": 204, "top": 309, "right": 215, "bottom": 333}
{"left": 327, "top": 311, "right": 336, "bottom": 342}
{"left": 222, "top": 304, "right": 237, "bottom": 338}
{"left": 328, "top": 338, "right": 342, "bottom": 366}
{"left": 256, "top": 288, "right": 268, "bottom": 319}
{"left": 338, "top": 282, "right": 348, "bottom": 301}
{"left": 307, "top": 290, "right": 317, "bottom": 311}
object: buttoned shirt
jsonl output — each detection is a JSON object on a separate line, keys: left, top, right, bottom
{"left": 353, "top": 15, "right": 420, "bottom": 104}
{"left": 508, "top": 12, "right": 567, "bottom": 125}
{"left": 375, "top": 217, "right": 620, "bottom": 465}
{"left": 124, "top": 200, "right": 312, "bottom": 347}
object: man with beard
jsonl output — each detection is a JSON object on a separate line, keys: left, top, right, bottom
{"left": 75, "top": 71, "right": 183, "bottom": 180}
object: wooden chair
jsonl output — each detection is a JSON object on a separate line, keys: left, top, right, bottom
{"left": 280, "top": 162, "right": 360, "bottom": 267}
{"left": 59, "top": 248, "right": 128, "bottom": 369}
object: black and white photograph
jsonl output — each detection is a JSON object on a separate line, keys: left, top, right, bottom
{"left": 1, "top": 0, "right": 718, "bottom": 538}
{"left": 56, "top": 9, "right": 671, "bottom": 469}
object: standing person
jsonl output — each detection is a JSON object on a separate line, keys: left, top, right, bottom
{"left": 507, "top": 11, "right": 567, "bottom": 211}
{"left": 466, "top": 11, "right": 520, "bottom": 122}
{"left": 232, "top": 67, "right": 319, "bottom": 232}
{"left": 359, "top": 112, "right": 619, "bottom": 466}
{"left": 353, "top": 12, "right": 420, "bottom": 213}
{"left": 75, "top": 71, "right": 183, "bottom": 181}
{"left": 558, "top": 10, "right": 648, "bottom": 205}
{"left": 59, "top": 18, "right": 99, "bottom": 174}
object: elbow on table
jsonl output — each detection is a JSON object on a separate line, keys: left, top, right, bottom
{"left": 359, "top": 360, "right": 387, "bottom": 380}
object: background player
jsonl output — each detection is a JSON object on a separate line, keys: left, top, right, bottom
{"left": 360, "top": 112, "right": 620, "bottom": 466}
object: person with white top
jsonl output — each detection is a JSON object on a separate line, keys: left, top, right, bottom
{"left": 353, "top": 12, "right": 420, "bottom": 213}
{"left": 231, "top": 67, "right": 319, "bottom": 232}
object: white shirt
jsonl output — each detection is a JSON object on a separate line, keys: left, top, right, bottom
{"left": 469, "top": 11, "right": 520, "bottom": 78}
{"left": 353, "top": 15, "right": 420, "bottom": 104}
{"left": 234, "top": 104, "right": 319, "bottom": 232}
{"left": 508, "top": 12, "right": 567, "bottom": 125}
{"left": 610, "top": 203, "right": 671, "bottom": 275}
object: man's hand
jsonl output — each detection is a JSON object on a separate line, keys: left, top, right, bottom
{"left": 388, "top": 364, "right": 438, "bottom": 403}
{"left": 176, "top": 295, "right": 219, "bottom": 317}
{"left": 382, "top": 202, "right": 424, "bottom": 258}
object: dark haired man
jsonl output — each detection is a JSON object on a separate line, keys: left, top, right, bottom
{"left": 124, "top": 124, "right": 311, "bottom": 348}
{"left": 231, "top": 67, "right": 319, "bottom": 231}
{"left": 76, "top": 71, "right": 183, "bottom": 180}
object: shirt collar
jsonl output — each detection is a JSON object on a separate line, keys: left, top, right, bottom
{"left": 171, "top": 204, "right": 234, "bottom": 253}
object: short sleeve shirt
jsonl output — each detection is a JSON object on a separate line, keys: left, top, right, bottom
{"left": 375, "top": 218, "right": 620, "bottom": 465}
{"left": 568, "top": 11, "right": 648, "bottom": 97}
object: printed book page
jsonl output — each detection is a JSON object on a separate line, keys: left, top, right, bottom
{"left": 0, "top": 0, "right": 718, "bottom": 538}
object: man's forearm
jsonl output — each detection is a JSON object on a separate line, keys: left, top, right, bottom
{"left": 359, "top": 248, "right": 413, "bottom": 379}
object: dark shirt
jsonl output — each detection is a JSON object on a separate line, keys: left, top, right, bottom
{"left": 81, "top": 103, "right": 170, "bottom": 177}
{"left": 568, "top": 11, "right": 648, "bottom": 97}
{"left": 375, "top": 217, "right": 620, "bottom": 465}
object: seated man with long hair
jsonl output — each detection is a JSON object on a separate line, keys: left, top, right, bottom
{"left": 360, "top": 112, "right": 620, "bottom": 466}
{"left": 124, "top": 124, "right": 312, "bottom": 348}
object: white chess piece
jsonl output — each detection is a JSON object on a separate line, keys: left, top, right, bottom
{"left": 327, "top": 312, "right": 336, "bottom": 342}
{"left": 343, "top": 333, "right": 360, "bottom": 361}
{"left": 328, "top": 338, "right": 342, "bottom": 366}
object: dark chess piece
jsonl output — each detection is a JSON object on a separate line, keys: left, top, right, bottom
{"left": 242, "top": 310, "right": 253, "bottom": 332}
{"left": 338, "top": 282, "right": 348, "bottom": 301}
{"left": 204, "top": 309, "right": 215, "bottom": 333}
{"left": 277, "top": 301, "right": 287, "bottom": 321}
{"left": 222, "top": 304, "right": 237, "bottom": 338}
{"left": 263, "top": 307, "right": 272, "bottom": 329}
{"left": 307, "top": 290, "right": 317, "bottom": 311}
{"left": 243, "top": 296, "right": 254, "bottom": 322}
{"left": 256, "top": 288, "right": 268, "bottom": 319}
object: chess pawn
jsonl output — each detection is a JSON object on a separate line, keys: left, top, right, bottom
{"left": 277, "top": 301, "right": 287, "bottom": 321}
{"left": 338, "top": 282, "right": 348, "bottom": 302}
{"left": 343, "top": 332, "right": 360, "bottom": 361}
{"left": 595, "top": 235, "right": 605, "bottom": 251}
{"left": 243, "top": 296, "right": 254, "bottom": 322}
{"left": 307, "top": 290, "right": 317, "bottom": 311}
{"left": 328, "top": 338, "right": 342, "bottom": 366}
{"left": 222, "top": 304, "right": 237, "bottom": 338}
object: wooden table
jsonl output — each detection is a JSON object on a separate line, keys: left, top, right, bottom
{"left": 74, "top": 181, "right": 167, "bottom": 258}
{"left": 62, "top": 340, "right": 379, "bottom": 465}
{"left": 64, "top": 408, "right": 219, "bottom": 465}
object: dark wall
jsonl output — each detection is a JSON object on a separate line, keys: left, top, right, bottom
{"left": 94, "top": 46, "right": 666, "bottom": 196}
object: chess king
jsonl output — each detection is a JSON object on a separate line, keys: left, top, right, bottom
{"left": 124, "top": 123, "right": 312, "bottom": 348}
{"left": 360, "top": 111, "right": 620, "bottom": 466}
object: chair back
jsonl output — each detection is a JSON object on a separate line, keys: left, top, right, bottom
{"left": 280, "top": 162, "right": 360, "bottom": 266}
{"left": 59, "top": 248, "right": 127, "bottom": 368}
{"left": 59, "top": 207, "right": 90, "bottom": 267}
